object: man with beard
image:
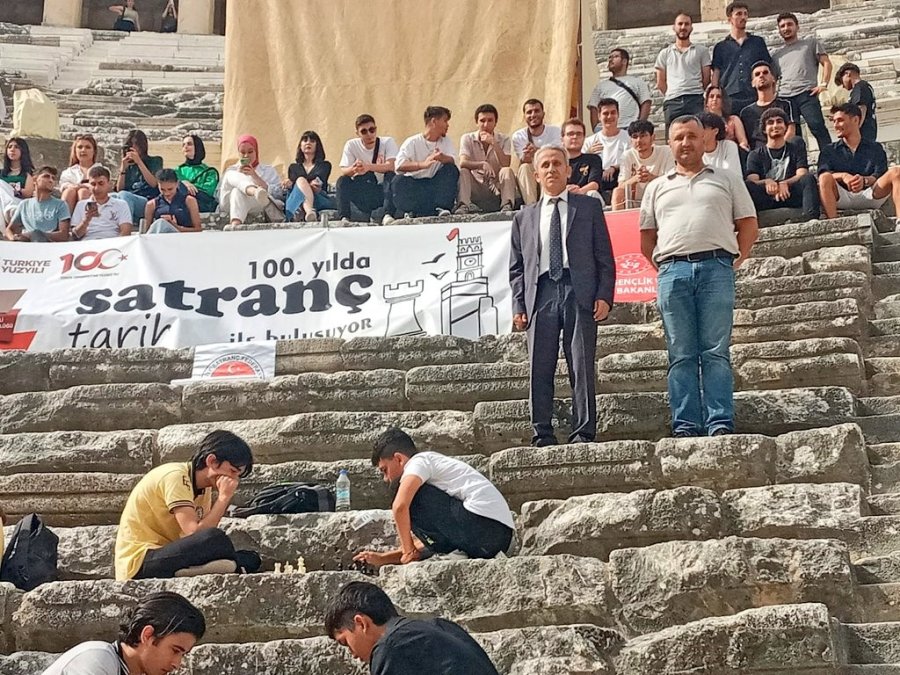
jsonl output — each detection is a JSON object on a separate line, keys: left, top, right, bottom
{"left": 739, "top": 61, "right": 800, "bottom": 151}
{"left": 512, "top": 99, "right": 562, "bottom": 204}
{"left": 588, "top": 48, "right": 652, "bottom": 132}
{"left": 712, "top": 2, "right": 774, "bottom": 116}
{"left": 655, "top": 12, "right": 711, "bottom": 137}
{"left": 457, "top": 104, "right": 517, "bottom": 214}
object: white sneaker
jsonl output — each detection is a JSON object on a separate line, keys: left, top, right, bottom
{"left": 382, "top": 213, "right": 396, "bottom": 226}
{"left": 174, "top": 559, "right": 237, "bottom": 577}
{"left": 304, "top": 210, "right": 318, "bottom": 223}
{"left": 253, "top": 188, "right": 270, "bottom": 206}
{"left": 435, "top": 208, "right": 451, "bottom": 217}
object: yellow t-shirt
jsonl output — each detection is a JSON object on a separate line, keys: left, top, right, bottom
{"left": 114, "top": 462, "right": 212, "bottom": 581}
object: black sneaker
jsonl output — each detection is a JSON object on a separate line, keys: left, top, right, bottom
{"left": 672, "top": 430, "right": 697, "bottom": 438}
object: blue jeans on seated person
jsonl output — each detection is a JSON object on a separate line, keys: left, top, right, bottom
{"left": 284, "top": 184, "right": 336, "bottom": 219}
{"left": 146, "top": 218, "right": 179, "bottom": 234}
{"left": 111, "top": 191, "right": 148, "bottom": 224}
{"left": 657, "top": 256, "right": 736, "bottom": 436}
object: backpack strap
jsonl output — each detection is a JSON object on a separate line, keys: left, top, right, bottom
{"left": 609, "top": 77, "right": 643, "bottom": 111}
{"left": 371, "top": 137, "right": 381, "bottom": 164}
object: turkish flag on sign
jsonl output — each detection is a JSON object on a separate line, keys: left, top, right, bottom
{"left": 605, "top": 209, "right": 657, "bottom": 303}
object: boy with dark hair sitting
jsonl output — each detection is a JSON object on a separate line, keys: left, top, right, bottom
{"left": 354, "top": 427, "right": 514, "bottom": 568}
{"left": 326, "top": 581, "right": 499, "bottom": 675}
{"left": 114, "top": 430, "right": 261, "bottom": 580}
{"left": 42, "top": 591, "right": 205, "bottom": 675}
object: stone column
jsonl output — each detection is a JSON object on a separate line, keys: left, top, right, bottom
{"left": 700, "top": 0, "right": 727, "bottom": 22}
{"left": 42, "top": 0, "right": 83, "bottom": 27}
{"left": 177, "top": 0, "right": 215, "bottom": 34}
{"left": 591, "top": 0, "right": 609, "bottom": 31}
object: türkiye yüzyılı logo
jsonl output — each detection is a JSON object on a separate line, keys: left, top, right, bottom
{"left": 60, "top": 249, "right": 126, "bottom": 274}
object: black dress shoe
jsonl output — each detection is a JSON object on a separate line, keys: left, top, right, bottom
{"left": 532, "top": 435, "right": 559, "bottom": 448}
{"left": 710, "top": 428, "right": 733, "bottom": 436}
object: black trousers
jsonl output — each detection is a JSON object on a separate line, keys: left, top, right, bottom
{"left": 136, "top": 528, "right": 260, "bottom": 578}
{"left": 663, "top": 94, "right": 704, "bottom": 137}
{"left": 786, "top": 90, "right": 832, "bottom": 151}
{"left": 335, "top": 172, "right": 395, "bottom": 219}
{"left": 392, "top": 163, "right": 459, "bottom": 216}
{"left": 410, "top": 483, "right": 513, "bottom": 559}
{"left": 527, "top": 271, "right": 598, "bottom": 443}
{"left": 745, "top": 172, "right": 820, "bottom": 221}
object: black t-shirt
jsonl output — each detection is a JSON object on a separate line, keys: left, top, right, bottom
{"left": 568, "top": 153, "right": 603, "bottom": 189}
{"left": 288, "top": 160, "right": 332, "bottom": 188}
{"left": 817, "top": 138, "right": 888, "bottom": 178}
{"left": 739, "top": 98, "right": 798, "bottom": 149}
{"left": 745, "top": 141, "right": 808, "bottom": 181}
{"left": 850, "top": 80, "right": 878, "bottom": 142}
{"left": 370, "top": 617, "right": 499, "bottom": 675}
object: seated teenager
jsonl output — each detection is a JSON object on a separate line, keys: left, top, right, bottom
{"left": 113, "top": 129, "right": 163, "bottom": 222}
{"left": 176, "top": 134, "right": 219, "bottom": 213}
{"left": 354, "top": 428, "right": 514, "bottom": 568}
{"left": 5, "top": 166, "right": 70, "bottom": 242}
{"left": 836, "top": 62, "right": 877, "bottom": 142}
{"left": 705, "top": 85, "right": 750, "bottom": 152}
{"left": 0, "top": 137, "right": 35, "bottom": 232}
{"left": 562, "top": 118, "right": 604, "bottom": 202}
{"left": 218, "top": 134, "right": 284, "bottom": 226}
{"left": 393, "top": 106, "right": 459, "bottom": 218}
{"left": 337, "top": 114, "right": 398, "bottom": 224}
{"left": 142, "top": 169, "right": 202, "bottom": 234}
{"left": 457, "top": 103, "right": 516, "bottom": 214}
{"left": 42, "top": 591, "right": 204, "bottom": 675}
{"left": 581, "top": 98, "right": 631, "bottom": 194}
{"left": 745, "top": 107, "right": 819, "bottom": 220}
{"left": 818, "top": 102, "right": 900, "bottom": 219}
{"left": 699, "top": 112, "right": 742, "bottom": 177}
{"left": 512, "top": 98, "right": 562, "bottom": 205}
{"left": 71, "top": 165, "right": 133, "bottom": 241}
{"left": 59, "top": 134, "right": 100, "bottom": 214}
{"left": 326, "top": 581, "right": 500, "bottom": 675}
{"left": 613, "top": 119, "right": 674, "bottom": 210}
{"left": 114, "top": 430, "right": 261, "bottom": 581}
{"left": 284, "top": 130, "right": 336, "bottom": 222}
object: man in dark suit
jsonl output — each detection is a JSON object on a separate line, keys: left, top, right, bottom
{"left": 509, "top": 144, "right": 616, "bottom": 447}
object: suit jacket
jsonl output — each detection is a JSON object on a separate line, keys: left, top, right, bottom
{"left": 509, "top": 193, "right": 616, "bottom": 323}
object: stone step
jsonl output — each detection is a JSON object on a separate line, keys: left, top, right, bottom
{"left": 875, "top": 275, "right": 900, "bottom": 301}
{"left": 875, "top": 263, "right": 900, "bottom": 276}
{"left": 869, "top": 442, "right": 900, "bottom": 464}
{"left": 868, "top": 359, "right": 900, "bottom": 396}
{"left": 874, "top": 245, "right": 900, "bottom": 263}
{"left": 855, "top": 414, "right": 900, "bottom": 444}
{"left": 874, "top": 300, "right": 900, "bottom": 320}
{"left": 866, "top": 337, "right": 900, "bottom": 358}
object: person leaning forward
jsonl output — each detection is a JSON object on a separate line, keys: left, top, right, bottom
{"left": 509, "top": 144, "right": 616, "bottom": 447}
{"left": 640, "top": 115, "right": 758, "bottom": 438}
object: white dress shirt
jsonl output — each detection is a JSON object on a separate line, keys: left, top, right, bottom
{"left": 538, "top": 190, "right": 569, "bottom": 276}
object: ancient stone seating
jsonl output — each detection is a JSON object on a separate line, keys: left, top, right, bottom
{"left": 0, "top": 210, "right": 897, "bottom": 672}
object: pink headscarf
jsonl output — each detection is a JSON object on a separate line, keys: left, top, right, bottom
{"left": 236, "top": 134, "right": 260, "bottom": 167}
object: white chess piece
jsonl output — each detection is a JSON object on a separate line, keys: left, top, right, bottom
{"left": 284, "top": 563, "right": 294, "bottom": 574}
{"left": 274, "top": 562, "right": 283, "bottom": 574}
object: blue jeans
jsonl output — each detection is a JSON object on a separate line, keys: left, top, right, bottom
{"left": 146, "top": 218, "right": 179, "bottom": 234}
{"left": 284, "top": 184, "right": 336, "bottom": 219}
{"left": 111, "top": 191, "right": 148, "bottom": 223}
{"left": 657, "top": 256, "right": 736, "bottom": 435}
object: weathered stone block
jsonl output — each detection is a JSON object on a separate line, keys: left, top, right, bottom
{"left": 736, "top": 255, "right": 804, "bottom": 280}
{"left": 867, "top": 357, "right": 900, "bottom": 397}
{"left": 473, "top": 399, "right": 567, "bottom": 453}
{"left": 0, "top": 473, "right": 140, "bottom": 526}
{"left": 0, "top": 652, "right": 55, "bottom": 675}
{"left": 0, "top": 430, "right": 156, "bottom": 474}
{"left": 187, "top": 637, "right": 363, "bottom": 675}
{"left": 802, "top": 244, "right": 871, "bottom": 275}
{"left": 614, "top": 603, "right": 840, "bottom": 673}
{"left": 595, "top": 392, "right": 670, "bottom": 440}
{"left": 732, "top": 338, "right": 864, "bottom": 393}
{"left": 594, "top": 323, "right": 666, "bottom": 359}
{"left": 732, "top": 299, "right": 864, "bottom": 344}
{"left": 47, "top": 347, "right": 192, "bottom": 389}
{"left": 489, "top": 441, "right": 655, "bottom": 508}
{"left": 274, "top": 338, "right": 344, "bottom": 374}
{"left": 0, "top": 352, "right": 49, "bottom": 395}
{"left": 0, "top": 582, "right": 22, "bottom": 654}
{"left": 340, "top": 335, "right": 479, "bottom": 370}
{"left": 656, "top": 435, "right": 774, "bottom": 490}
{"left": 380, "top": 555, "right": 613, "bottom": 632}
{"left": 752, "top": 214, "right": 873, "bottom": 258}
{"left": 736, "top": 271, "right": 869, "bottom": 311}
{"left": 733, "top": 387, "right": 857, "bottom": 435}
{"left": 475, "top": 624, "right": 624, "bottom": 674}
{"left": 775, "top": 423, "right": 869, "bottom": 489}
{"left": 597, "top": 351, "right": 668, "bottom": 393}
{"left": 157, "top": 410, "right": 476, "bottom": 464}
{"left": 722, "top": 483, "right": 866, "bottom": 539}
{"left": 0, "top": 384, "right": 183, "bottom": 434}
{"left": 609, "top": 537, "right": 854, "bottom": 635}
{"left": 181, "top": 370, "right": 407, "bottom": 422}
{"left": 519, "top": 487, "right": 721, "bottom": 559}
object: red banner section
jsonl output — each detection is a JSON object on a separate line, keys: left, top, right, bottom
{"left": 606, "top": 209, "right": 657, "bottom": 303}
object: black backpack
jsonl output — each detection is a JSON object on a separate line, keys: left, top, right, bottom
{"left": 231, "top": 483, "right": 335, "bottom": 518}
{"left": 0, "top": 514, "right": 59, "bottom": 591}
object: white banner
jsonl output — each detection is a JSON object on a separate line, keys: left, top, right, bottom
{"left": 0, "top": 222, "right": 513, "bottom": 352}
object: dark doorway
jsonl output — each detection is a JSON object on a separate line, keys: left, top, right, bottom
{"left": 0, "top": 1, "right": 46, "bottom": 27}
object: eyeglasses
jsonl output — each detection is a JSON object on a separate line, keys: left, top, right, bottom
{"left": 359, "top": 127, "right": 377, "bottom": 135}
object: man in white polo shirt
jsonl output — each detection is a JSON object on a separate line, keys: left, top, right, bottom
{"left": 354, "top": 427, "right": 514, "bottom": 568}
{"left": 640, "top": 115, "right": 758, "bottom": 438}
{"left": 655, "top": 12, "right": 711, "bottom": 137}
{"left": 70, "top": 165, "right": 132, "bottom": 240}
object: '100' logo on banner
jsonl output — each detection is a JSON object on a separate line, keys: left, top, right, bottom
{"left": 60, "top": 250, "right": 126, "bottom": 274}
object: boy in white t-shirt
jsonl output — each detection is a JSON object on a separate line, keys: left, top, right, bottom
{"left": 41, "top": 591, "right": 204, "bottom": 675}
{"left": 393, "top": 106, "right": 459, "bottom": 218}
{"left": 612, "top": 120, "right": 675, "bottom": 210}
{"left": 336, "top": 114, "right": 399, "bottom": 225}
{"left": 582, "top": 98, "right": 632, "bottom": 194}
{"left": 70, "top": 165, "right": 133, "bottom": 241}
{"left": 354, "top": 428, "right": 514, "bottom": 568}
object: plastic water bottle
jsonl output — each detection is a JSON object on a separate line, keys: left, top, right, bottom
{"left": 335, "top": 470, "right": 351, "bottom": 512}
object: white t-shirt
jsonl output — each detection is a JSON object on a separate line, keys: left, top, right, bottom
{"left": 403, "top": 452, "right": 515, "bottom": 530}
{"left": 340, "top": 136, "right": 399, "bottom": 184}
{"left": 395, "top": 134, "right": 457, "bottom": 179}
{"left": 703, "top": 139, "right": 742, "bottom": 177}
{"left": 588, "top": 76, "right": 652, "bottom": 129}
{"left": 620, "top": 145, "right": 675, "bottom": 184}
{"left": 71, "top": 197, "right": 133, "bottom": 240}
{"left": 512, "top": 125, "right": 562, "bottom": 162}
{"left": 42, "top": 641, "right": 126, "bottom": 675}
{"left": 582, "top": 129, "right": 632, "bottom": 168}
{"left": 59, "top": 164, "right": 91, "bottom": 191}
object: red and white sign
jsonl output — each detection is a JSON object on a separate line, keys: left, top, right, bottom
{"left": 606, "top": 209, "right": 657, "bottom": 303}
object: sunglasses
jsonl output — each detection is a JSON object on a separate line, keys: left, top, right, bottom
{"left": 359, "top": 127, "right": 377, "bottom": 135}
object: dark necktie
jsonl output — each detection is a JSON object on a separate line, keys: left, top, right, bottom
{"left": 548, "top": 197, "right": 563, "bottom": 281}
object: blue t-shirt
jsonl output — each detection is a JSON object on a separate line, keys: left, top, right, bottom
{"left": 11, "top": 196, "right": 70, "bottom": 233}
